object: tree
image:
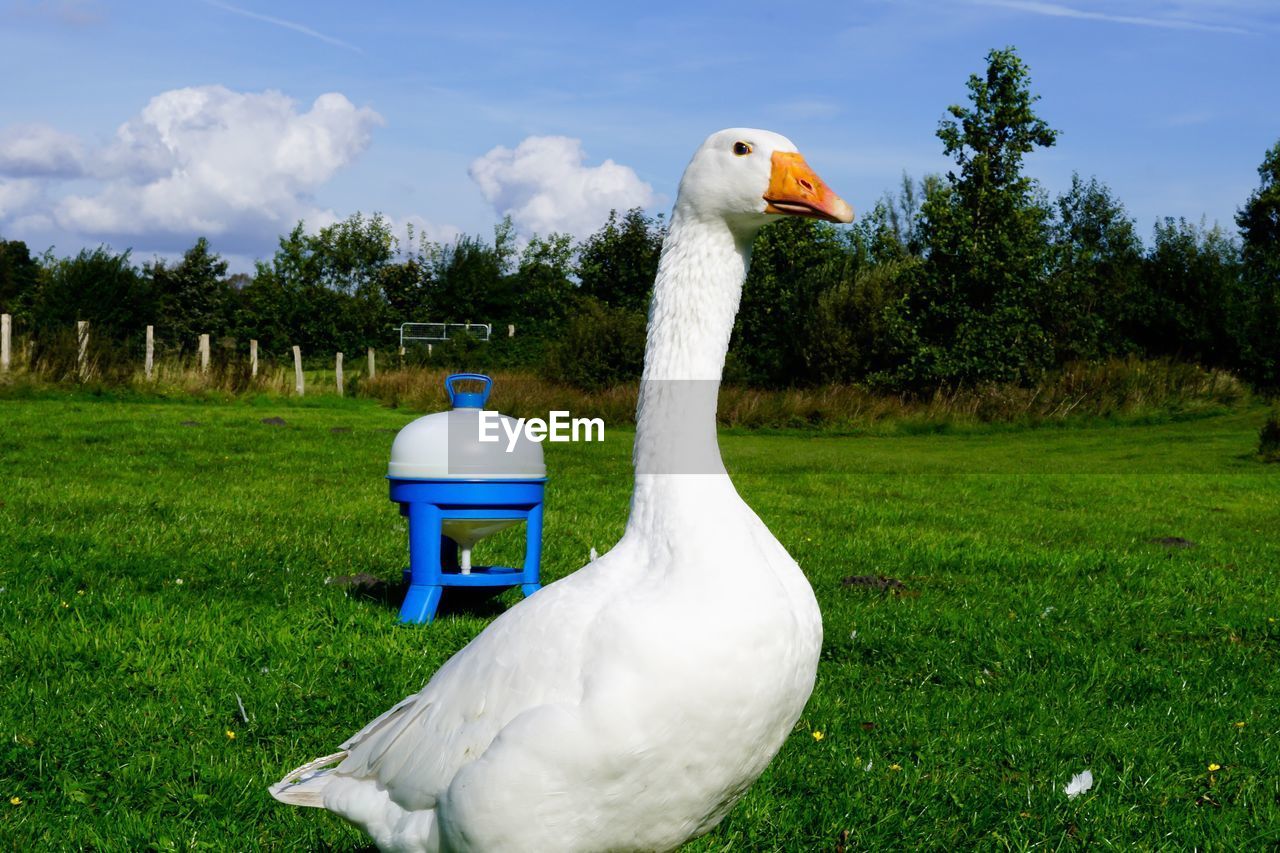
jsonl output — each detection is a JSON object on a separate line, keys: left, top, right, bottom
{"left": 0, "top": 238, "right": 41, "bottom": 319}
{"left": 1137, "top": 217, "right": 1240, "bottom": 366}
{"left": 543, "top": 296, "right": 646, "bottom": 391}
{"left": 237, "top": 213, "right": 400, "bottom": 356}
{"left": 1234, "top": 139, "right": 1280, "bottom": 390}
{"left": 238, "top": 223, "right": 326, "bottom": 356}
{"left": 876, "top": 173, "right": 932, "bottom": 259}
{"left": 576, "top": 208, "right": 665, "bottom": 312}
{"left": 1048, "top": 174, "right": 1145, "bottom": 360}
{"left": 801, "top": 255, "right": 920, "bottom": 385}
{"left": 146, "top": 237, "right": 230, "bottom": 352}
{"left": 729, "top": 217, "right": 852, "bottom": 386}
{"left": 511, "top": 233, "right": 577, "bottom": 334}
{"left": 379, "top": 257, "right": 430, "bottom": 322}
{"left": 311, "top": 212, "right": 398, "bottom": 296}
{"left": 427, "top": 221, "right": 518, "bottom": 325}
{"left": 906, "top": 46, "right": 1059, "bottom": 388}
{"left": 30, "top": 246, "right": 153, "bottom": 341}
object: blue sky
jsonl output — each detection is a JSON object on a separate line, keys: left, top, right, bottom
{"left": 1, "top": 0, "right": 1277, "bottom": 271}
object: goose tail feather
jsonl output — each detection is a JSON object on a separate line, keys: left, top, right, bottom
{"left": 269, "top": 750, "right": 348, "bottom": 808}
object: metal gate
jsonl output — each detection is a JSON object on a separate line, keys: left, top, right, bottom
{"left": 398, "top": 322, "right": 492, "bottom": 348}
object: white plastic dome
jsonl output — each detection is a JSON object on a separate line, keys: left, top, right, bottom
{"left": 388, "top": 407, "right": 546, "bottom": 480}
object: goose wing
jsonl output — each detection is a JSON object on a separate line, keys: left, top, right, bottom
{"left": 333, "top": 558, "right": 615, "bottom": 811}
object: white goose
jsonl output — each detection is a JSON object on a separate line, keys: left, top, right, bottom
{"left": 272, "top": 128, "right": 853, "bottom": 852}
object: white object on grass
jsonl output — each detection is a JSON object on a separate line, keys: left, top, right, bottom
{"left": 1064, "top": 769, "right": 1094, "bottom": 799}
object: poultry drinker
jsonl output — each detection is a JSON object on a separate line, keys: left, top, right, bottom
{"left": 387, "top": 373, "right": 545, "bottom": 623}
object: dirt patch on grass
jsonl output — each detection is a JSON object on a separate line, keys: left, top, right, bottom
{"left": 842, "top": 574, "right": 908, "bottom": 593}
{"left": 326, "top": 572, "right": 385, "bottom": 589}
{"left": 260, "top": 417, "right": 287, "bottom": 426}
{"left": 1150, "top": 536, "right": 1196, "bottom": 549}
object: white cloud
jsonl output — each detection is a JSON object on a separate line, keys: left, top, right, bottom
{"left": 469, "top": 135, "right": 656, "bottom": 238}
{"left": 0, "top": 178, "right": 43, "bottom": 218}
{"left": 395, "top": 214, "right": 463, "bottom": 250}
{"left": 0, "top": 123, "right": 85, "bottom": 177}
{"left": 42, "top": 85, "right": 383, "bottom": 241}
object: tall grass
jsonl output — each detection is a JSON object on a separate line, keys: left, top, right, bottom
{"left": 362, "top": 357, "right": 1248, "bottom": 430}
{"left": 2, "top": 329, "right": 1249, "bottom": 428}
{"left": 0, "top": 331, "right": 335, "bottom": 397}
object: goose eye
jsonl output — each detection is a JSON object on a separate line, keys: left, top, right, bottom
{"left": 733, "top": 142, "right": 752, "bottom": 156}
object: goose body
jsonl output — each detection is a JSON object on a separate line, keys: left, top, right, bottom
{"left": 272, "top": 128, "right": 852, "bottom": 852}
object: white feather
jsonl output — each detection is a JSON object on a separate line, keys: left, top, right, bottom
{"left": 1064, "top": 769, "right": 1094, "bottom": 799}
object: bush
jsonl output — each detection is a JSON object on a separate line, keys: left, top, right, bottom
{"left": 1259, "top": 409, "right": 1280, "bottom": 462}
{"left": 801, "top": 258, "right": 918, "bottom": 385}
{"left": 542, "top": 298, "right": 646, "bottom": 391}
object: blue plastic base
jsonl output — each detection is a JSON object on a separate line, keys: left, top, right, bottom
{"left": 390, "top": 477, "right": 546, "bottom": 624}
{"left": 399, "top": 583, "right": 443, "bottom": 624}
{"left": 398, "top": 568, "right": 542, "bottom": 623}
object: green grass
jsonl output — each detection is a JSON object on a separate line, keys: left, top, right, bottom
{"left": 0, "top": 395, "right": 1277, "bottom": 850}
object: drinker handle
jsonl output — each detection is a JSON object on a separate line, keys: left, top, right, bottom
{"left": 445, "top": 373, "right": 493, "bottom": 408}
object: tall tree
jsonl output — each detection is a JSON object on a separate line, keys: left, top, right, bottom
{"left": 877, "top": 173, "right": 932, "bottom": 259}
{"left": 575, "top": 208, "right": 665, "bottom": 312}
{"left": 379, "top": 258, "right": 430, "bottom": 322}
{"left": 1234, "top": 139, "right": 1280, "bottom": 389}
{"left": 311, "top": 212, "right": 398, "bottom": 296}
{"left": 147, "top": 237, "right": 230, "bottom": 351}
{"left": 908, "top": 46, "right": 1059, "bottom": 387}
{"left": 428, "top": 222, "right": 518, "bottom": 325}
{"left": 511, "top": 233, "right": 577, "bottom": 334}
{"left": 1138, "top": 217, "right": 1240, "bottom": 365}
{"left": 238, "top": 223, "right": 325, "bottom": 356}
{"left": 729, "top": 217, "right": 853, "bottom": 386}
{"left": 1049, "top": 174, "right": 1145, "bottom": 360}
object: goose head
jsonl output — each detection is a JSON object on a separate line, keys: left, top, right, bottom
{"left": 673, "top": 127, "right": 853, "bottom": 235}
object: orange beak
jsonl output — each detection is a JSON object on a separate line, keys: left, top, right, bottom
{"left": 763, "top": 151, "right": 853, "bottom": 224}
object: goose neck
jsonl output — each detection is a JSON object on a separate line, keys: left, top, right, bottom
{"left": 631, "top": 211, "right": 754, "bottom": 483}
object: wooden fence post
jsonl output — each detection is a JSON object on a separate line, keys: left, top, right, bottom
{"left": 77, "top": 320, "right": 89, "bottom": 380}
{"left": 199, "top": 334, "right": 210, "bottom": 373}
{"left": 335, "top": 352, "right": 344, "bottom": 397}
{"left": 1, "top": 313, "right": 10, "bottom": 373}
{"left": 292, "top": 345, "right": 304, "bottom": 396}
{"left": 145, "top": 325, "right": 154, "bottom": 380}
{"left": 250, "top": 339, "right": 259, "bottom": 378}
{"left": 367, "top": 347, "right": 375, "bottom": 379}
{"left": 508, "top": 324, "right": 515, "bottom": 338}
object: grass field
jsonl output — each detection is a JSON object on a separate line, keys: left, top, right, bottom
{"left": 0, "top": 393, "right": 1277, "bottom": 850}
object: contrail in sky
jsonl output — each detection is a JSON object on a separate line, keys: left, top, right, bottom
{"left": 201, "top": 0, "right": 363, "bottom": 53}
{"left": 974, "top": 0, "right": 1253, "bottom": 35}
